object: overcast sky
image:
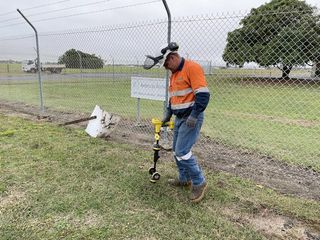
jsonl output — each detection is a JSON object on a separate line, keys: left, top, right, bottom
{"left": 1, "top": 0, "right": 319, "bottom": 36}
{"left": 0, "top": 0, "right": 319, "bottom": 63}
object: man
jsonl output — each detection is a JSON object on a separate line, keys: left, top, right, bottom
{"left": 157, "top": 42, "right": 211, "bottom": 203}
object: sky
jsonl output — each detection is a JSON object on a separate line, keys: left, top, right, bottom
{"left": 1, "top": 0, "right": 318, "bottom": 36}
{"left": 0, "top": 0, "right": 319, "bottom": 63}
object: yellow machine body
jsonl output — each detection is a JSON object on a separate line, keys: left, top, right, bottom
{"left": 151, "top": 118, "right": 174, "bottom": 141}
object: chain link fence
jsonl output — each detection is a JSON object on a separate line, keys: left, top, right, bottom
{"left": 0, "top": 10, "right": 319, "bottom": 177}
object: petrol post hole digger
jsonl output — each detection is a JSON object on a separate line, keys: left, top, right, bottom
{"left": 148, "top": 118, "right": 174, "bottom": 183}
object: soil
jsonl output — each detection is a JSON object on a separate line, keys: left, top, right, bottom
{"left": 220, "top": 206, "right": 320, "bottom": 240}
{"left": 1, "top": 100, "right": 319, "bottom": 239}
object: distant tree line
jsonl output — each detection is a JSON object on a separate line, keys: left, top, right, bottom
{"left": 58, "top": 49, "right": 104, "bottom": 69}
{"left": 0, "top": 60, "right": 21, "bottom": 64}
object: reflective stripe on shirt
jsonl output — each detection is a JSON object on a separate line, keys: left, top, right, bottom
{"left": 169, "top": 88, "right": 193, "bottom": 97}
{"left": 194, "top": 87, "right": 210, "bottom": 94}
{"left": 171, "top": 101, "right": 195, "bottom": 110}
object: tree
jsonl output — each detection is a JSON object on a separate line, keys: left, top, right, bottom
{"left": 223, "top": 0, "right": 320, "bottom": 79}
{"left": 58, "top": 49, "right": 104, "bottom": 69}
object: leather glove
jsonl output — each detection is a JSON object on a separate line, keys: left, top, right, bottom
{"left": 186, "top": 115, "right": 197, "bottom": 128}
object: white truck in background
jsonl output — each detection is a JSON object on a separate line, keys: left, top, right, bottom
{"left": 21, "top": 60, "right": 66, "bottom": 74}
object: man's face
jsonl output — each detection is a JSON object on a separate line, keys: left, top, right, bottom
{"left": 163, "top": 53, "right": 180, "bottom": 72}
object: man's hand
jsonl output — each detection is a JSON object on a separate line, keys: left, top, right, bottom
{"left": 186, "top": 116, "right": 197, "bottom": 128}
{"left": 161, "top": 115, "right": 171, "bottom": 126}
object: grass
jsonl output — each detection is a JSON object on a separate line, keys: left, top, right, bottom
{"left": 0, "top": 63, "right": 22, "bottom": 74}
{"left": 0, "top": 73, "right": 319, "bottom": 171}
{"left": 0, "top": 63, "right": 313, "bottom": 77}
{"left": 0, "top": 63, "right": 166, "bottom": 77}
{"left": 0, "top": 114, "right": 319, "bottom": 239}
{"left": 207, "top": 78, "right": 320, "bottom": 169}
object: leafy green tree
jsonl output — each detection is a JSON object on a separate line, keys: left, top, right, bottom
{"left": 223, "top": 0, "right": 320, "bottom": 79}
{"left": 58, "top": 49, "right": 104, "bottom": 69}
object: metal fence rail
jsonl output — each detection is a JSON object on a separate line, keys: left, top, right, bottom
{"left": 0, "top": 10, "right": 319, "bottom": 175}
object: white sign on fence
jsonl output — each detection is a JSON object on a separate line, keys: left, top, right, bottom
{"left": 131, "top": 76, "right": 166, "bottom": 101}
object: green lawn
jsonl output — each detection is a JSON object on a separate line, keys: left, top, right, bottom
{"left": 1, "top": 63, "right": 312, "bottom": 77}
{"left": 206, "top": 78, "right": 320, "bottom": 169}
{"left": 0, "top": 63, "right": 22, "bottom": 74}
{"left": 0, "top": 114, "right": 319, "bottom": 239}
{"left": 0, "top": 63, "right": 166, "bottom": 76}
{"left": 0, "top": 74, "right": 319, "bottom": 171}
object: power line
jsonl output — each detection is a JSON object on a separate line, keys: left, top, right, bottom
{"left": 34, "top": 0, "right": 161, "bottom": 21}
{"left": 0, "top": 0, "right": 161, "bottom": 29}
{"left": 0, "top": 0, "right": 112, "bottom": 24}
{"left": 22, "top": 0, "right": 74, "bottom": 11}
{"left": 0, "top": 35, "right": 34, "bottom": 42}
{"left": 0, "top": 20, "right": 166, "bottom": 41}
{"left": 33, "top": 0, "right": 160, "bottom": 23}
{"left": 0, "top": 0, "right": 73, "bottom": 17}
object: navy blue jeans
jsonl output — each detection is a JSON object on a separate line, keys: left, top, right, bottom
{"left": 172, "top": 112, "right": 205, "bottom": 186}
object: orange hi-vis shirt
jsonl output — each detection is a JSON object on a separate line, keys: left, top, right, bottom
{"left": 168, "top": 58, "right": 210, "bottom": 118}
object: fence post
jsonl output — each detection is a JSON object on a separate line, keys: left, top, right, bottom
{"left": 76, "top": 50, "right": 83, "bottom": 80}
{"left": 161, "top": 0, "right": 172, "bottom": 144}
{"left": 162, "top": 0, "right": 171, "bottom": 115}
{"left": 112, "top": 57, "right": 115, "bottom": 81}
{"left": 17, "top": 9, "right": 44, "bottom": 114}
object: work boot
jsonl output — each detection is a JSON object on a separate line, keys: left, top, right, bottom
{"left": 168, "top": 178, "right": 191, "bottom": 188}
{"left": 190, "top": 182, "right": 208, "bottom": 203}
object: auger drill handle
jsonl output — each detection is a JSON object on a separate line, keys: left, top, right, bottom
{"left": 163, "top": 119, "right": 174, "bottom": 130}
{"left": 151, "top": 118, "right": 174, "bottom": 135}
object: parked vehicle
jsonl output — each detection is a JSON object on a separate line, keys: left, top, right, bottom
{"left": 21, "top": 60, "right": 66, "bottom": 73}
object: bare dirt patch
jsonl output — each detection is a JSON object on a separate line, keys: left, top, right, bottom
{"left": 198, "top": 136, "right": 320, "bottom": 201}
{"left": 221, "top": 207, "right": 320, "bottom": 240}
{"left": 224, "top": 111, "right": 320, "bottom": 128}
{"left": 0, "top": 188, "right": 26, "bottom": 209}
{"left": 63, "top": 211, "right": 103, "bottom": 228}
